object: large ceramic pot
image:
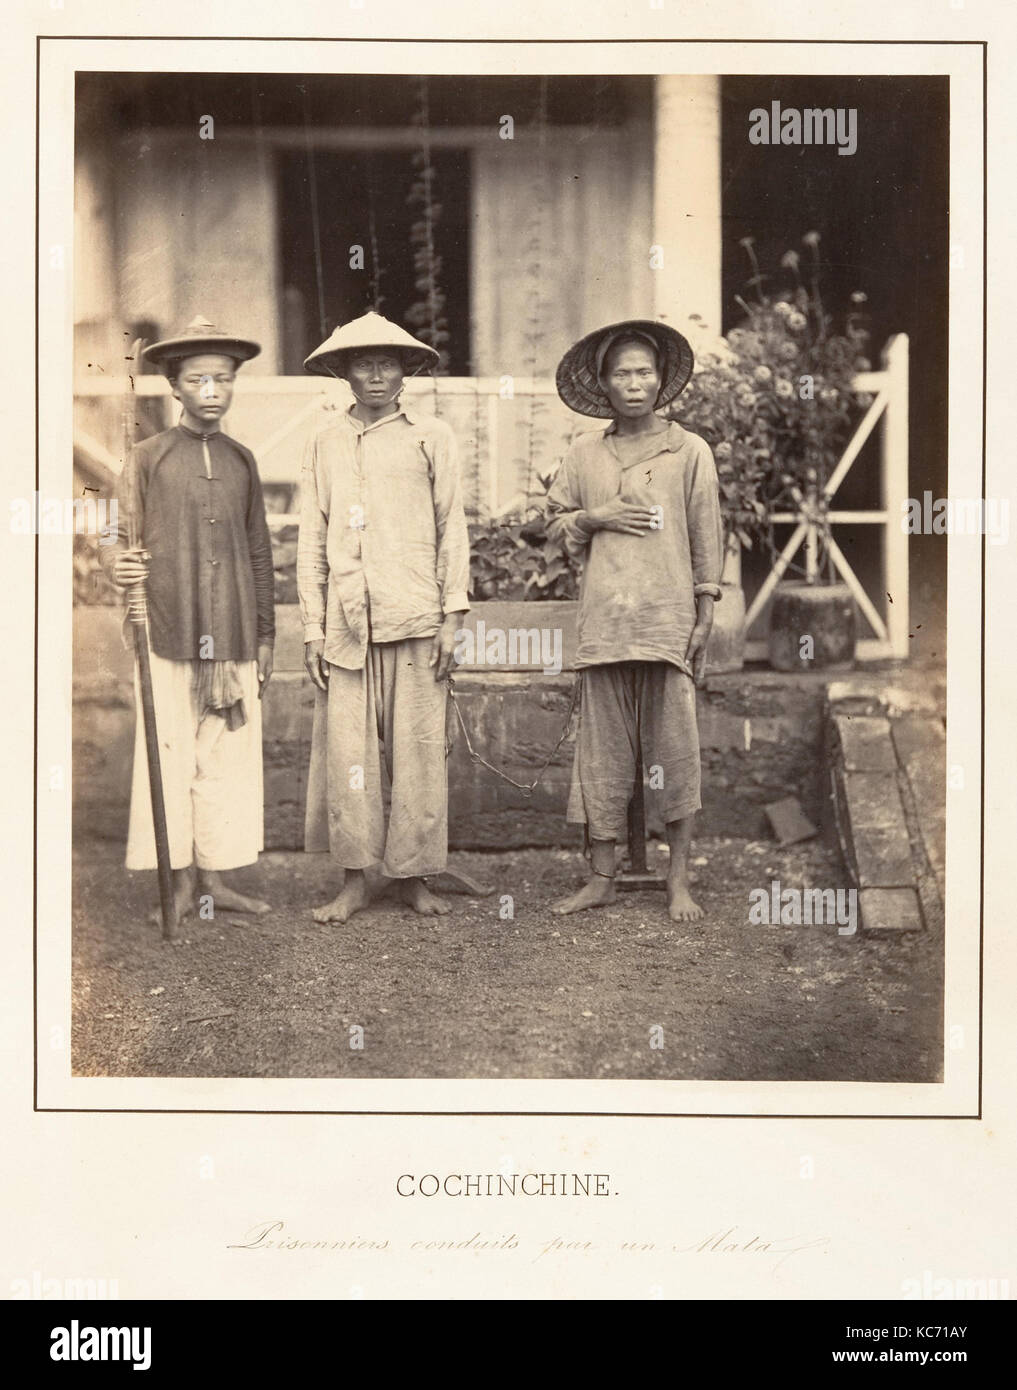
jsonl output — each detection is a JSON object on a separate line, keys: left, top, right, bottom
{"left": 767, "top": 579, "right": 856, "bottom": 671}
{"left": 705, "top": 535, "right": 746, "bottom": 674}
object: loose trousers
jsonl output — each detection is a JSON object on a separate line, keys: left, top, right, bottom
{"left": 126, "top": 652, "right": 264, "bottom": 872}
{"left": 566, "top": 660, "right": 701, "bottom": 842}
{"left": 304, "top": 636, "right": 449, "bottom": 878}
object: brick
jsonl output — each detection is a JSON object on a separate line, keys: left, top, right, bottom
{"left": 836, "top": 770, "right": 915, "bottom": 887}
{"left": 826, "top": 676, "right": 944, "bottom": 717}
{"left": 891, "top": 715, "right": 945, "bottom": 763}
{"left": 892, "top": 718, "right": 945, "bottom": 897}
{"left": 841, "top": 771, "right": 907, "bottom": 829}
{"left": 833, "top": 715, "right": 898, "bottom": 771}
{"left": 764, "top": 796, "right": 818, "bottom": 845}
{"left": 826, "top": 685, "right": 885, "bottom": 717}
{"left": 852, "top": 824, "right": 914, "bottom": 887}
{"left": 454, "top": 601, "right": 579, "bottom": 671}
{"left": 859, "top": 887, "right": 924, "bottom": 933}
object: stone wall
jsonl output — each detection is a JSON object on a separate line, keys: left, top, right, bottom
{"left": 72, "top": 604, "right": 831, "bottom": 849}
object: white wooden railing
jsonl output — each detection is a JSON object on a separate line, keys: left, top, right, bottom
{"left": 741, "top": 334, "right": 909, "bottom": 661}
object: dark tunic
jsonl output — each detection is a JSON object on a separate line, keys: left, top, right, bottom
{"left": 103, "top": 424, "right": 275, "bottom": 662}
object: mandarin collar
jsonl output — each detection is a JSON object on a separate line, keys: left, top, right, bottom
{"left": 177, "top": 422, "right": 223, "bottom": 443}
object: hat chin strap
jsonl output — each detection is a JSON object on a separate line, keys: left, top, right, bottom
{"left": 320, "top": 363, "right": 403, "bottom": 406}
{"left": 349, "top": 381, "right": 403, "bottom": 408}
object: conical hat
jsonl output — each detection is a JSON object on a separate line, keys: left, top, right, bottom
{"left": 143, "top": 315, "right": 261, "bottom": 368}
{"left": 303, "top": 311, "right": 439, "bottom": 378}
{"left": 555, "top": 318, "right": 694, "bottom": 418}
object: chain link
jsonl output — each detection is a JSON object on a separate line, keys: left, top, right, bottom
{"left": 446, "top": 673, "right": 581, "bottom": 796}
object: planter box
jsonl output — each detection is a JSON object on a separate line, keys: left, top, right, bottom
{"left": 452, "top": 601, "right": 578, "bottom": 673}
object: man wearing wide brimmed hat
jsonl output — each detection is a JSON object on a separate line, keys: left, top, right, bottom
{"left": 100, "top": 315, "right": 276, "bottom": 922}
{"left": 297, "top": 312, "right": 470, "bottom": 923}
{"left": 546, "top": 319, "right": 723, "bottom": 921}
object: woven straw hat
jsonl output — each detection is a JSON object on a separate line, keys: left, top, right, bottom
{"left": 303, "top": 311, "right": 439, "bottom": 378}
{"left": 555, "top": 318, "right": 694, "bottom": 418}
{"left": 143, "top": 315, "right": 261, "bottom": 370}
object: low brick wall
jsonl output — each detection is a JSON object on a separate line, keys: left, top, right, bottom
{"left": 825, "top": 674, "right": 946, "bottom": 933}
{"left": 72, "top": 603, "right": 829, "bottom": 849}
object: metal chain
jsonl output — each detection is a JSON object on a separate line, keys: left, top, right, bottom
{"left": 446, "top": 673, "right": 581, "bottom": 797}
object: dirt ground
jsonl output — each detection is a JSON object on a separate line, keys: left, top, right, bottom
{"left": 70, "top": 833, "right": 943, "bottom": 1083}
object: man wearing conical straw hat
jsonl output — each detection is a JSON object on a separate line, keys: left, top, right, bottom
{"left": 297, "top": 312, "right": 470, "bottom": 922}
{"left": 100, "top": 316, "right": 276, "bottom": 922}
{"left": 546, "top": 319, "right": 723, "bottom": 920}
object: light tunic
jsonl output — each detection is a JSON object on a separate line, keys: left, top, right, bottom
{"left": 297, "top": 403, "right": 470, "bottom": 669}
{"left": 545, "top": 419, "right": 723, "bottom": 677}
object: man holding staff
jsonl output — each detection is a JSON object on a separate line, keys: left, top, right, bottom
{"left": 546, "top": 319, "right": 723, "bottom": 921}
{"left": 101, "top": 315, "right": 276, "bottom": 923}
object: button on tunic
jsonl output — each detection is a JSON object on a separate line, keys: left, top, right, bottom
{"left": 297, "top": 403, "right": 471, "bottom": 670}
{"left": 102, "top": 424, "right": 275, "bottom": 662}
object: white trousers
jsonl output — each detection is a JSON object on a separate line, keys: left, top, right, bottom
{"left": 125, "top": 651, "right": 264, "bottom": 872}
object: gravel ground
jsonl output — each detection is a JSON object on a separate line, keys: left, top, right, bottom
{"left": 71, "top": 835, "right": 942, "bottom": 1082}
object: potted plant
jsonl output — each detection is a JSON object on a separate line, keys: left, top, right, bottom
{"left": 673, "top": 231, "right": 873, "bottom": 671}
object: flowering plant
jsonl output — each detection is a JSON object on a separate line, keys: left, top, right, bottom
{"left": 669, "top": 232, "right": 873, "bottom": 567}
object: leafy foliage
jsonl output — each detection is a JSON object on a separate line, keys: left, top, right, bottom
{"left": 669, "top": 233, "right": 872, "bottom": 552}
{"left": 468, "top": 473, "right": 581, "bottom": 602}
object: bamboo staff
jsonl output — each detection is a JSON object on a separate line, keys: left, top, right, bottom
{"left": 121, "top": 340, "right": 177, "bottom": 939}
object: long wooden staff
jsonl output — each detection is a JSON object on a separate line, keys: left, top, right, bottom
{"left": 122, "top": 340, "right": 177, "bottom": 939}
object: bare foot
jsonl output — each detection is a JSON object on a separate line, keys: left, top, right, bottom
{"left": 552, "top": 875, "right": 616, "bottom": 915}
{"left": 198, "top": 880, "right": 270, "bottom": 916}
{"left": 667, "top": 872, "right": 704, "bottom": 922}
{"left": 312, "top": 875, "right": 370, "bottom": 924}
{"left": 400, "top": 878, "right": 451, "bottom": 915}
{"left": 148, "top": 877, "right": 196, "bottom": 927}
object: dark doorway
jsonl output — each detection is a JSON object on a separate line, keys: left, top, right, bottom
{"left": 720, "top": 75, "right": 950, "bottom": 654}
{"left": 277, "top": 147, "right": 472, "bottom": 374}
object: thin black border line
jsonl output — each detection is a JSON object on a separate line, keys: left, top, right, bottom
{"left": 33, "top": 34, "right": 41, "bottom": 1113}
{"left": 34, "top": 1108, "right": 981, "bottom": 1118}
{"left": 978, "top": 40, "right": 987, "bottom": 1121}
{"left": 37, "top": 35, "right": 987, "bottom": 1121}
{"left": 36, "top": 36, "right": 988, "bottom": 44}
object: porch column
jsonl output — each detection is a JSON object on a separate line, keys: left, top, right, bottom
{"left": 653, "top": 75, "right": 723, "bottom": 342}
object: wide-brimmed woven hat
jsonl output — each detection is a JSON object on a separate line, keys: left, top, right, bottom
{"left": 555, "top": 318, "right": 694, "bottom": 418}
{"left": 303, "top": 311, "right": 439, "bottom": 378}
{"left": 143, "top": 315, "right": 261, "bottom": 370}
